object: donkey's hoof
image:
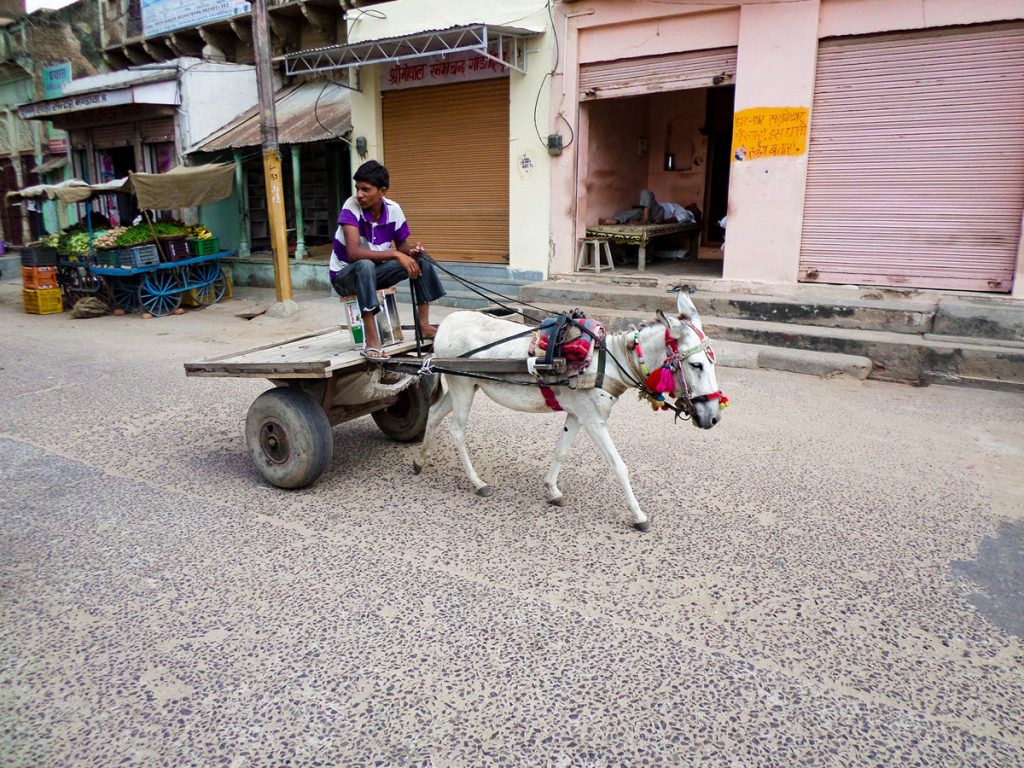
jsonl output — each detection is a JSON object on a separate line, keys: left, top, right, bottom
{"left": 633, "top": 520, "right": 650, "bottom": 532}
{"left": 548, "top": 495, "right": 565, "bottom": 507}
{"left": 475, "top": 485, "right": 493, "bottom": 498}
{"left": 412, "top": 461, "right": 423, "bottom": 475}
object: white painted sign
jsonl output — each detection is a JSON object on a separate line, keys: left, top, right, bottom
{"left": 141, "top": 0, "right": 251, "bottom": 38}
{"left": 381, "top": 53, "right": 509, "bottom": 91}
{"left": 18, "top": 89, "right": 133, "bottom": 119}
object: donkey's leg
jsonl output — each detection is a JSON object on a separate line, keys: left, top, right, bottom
{"left": 413, "top": 383, "right": 453, "bottom": 475}
{"left": 446, "top": 380, "right": 491, "bottom": 497}
{"left": 545, "top": 413, "right": 581, "bottom": 507}
{"left": 581, "top": 419, "right": 649, "bottom": 531}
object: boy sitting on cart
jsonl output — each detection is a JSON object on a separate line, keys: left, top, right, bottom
{"left": 329, "top": 160, "right": 446, "bottom": 359}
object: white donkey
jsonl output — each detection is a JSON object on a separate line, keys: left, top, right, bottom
{"left": 413, "top": 292, "right": 725, "bottom": 530}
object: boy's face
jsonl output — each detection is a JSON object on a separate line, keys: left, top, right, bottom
{"left": 355, "top": 181, "right": 387, "bottom": 210}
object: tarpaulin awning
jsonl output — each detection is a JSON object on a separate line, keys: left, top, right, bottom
{"left": 6, "top": 163, "right": 236, "bottom": 208}
{"left": 5, "top": 178, "right": 130, "bottom": 203}
{"left": 129, "top": 163, "right": 236, "bottom": 209}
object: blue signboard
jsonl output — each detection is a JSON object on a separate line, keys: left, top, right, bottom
{"left": 141, "top": 0, "right": 251, "bottom": 38}
{"left": 43, "top": 62, "right": 73, "bottom": 99}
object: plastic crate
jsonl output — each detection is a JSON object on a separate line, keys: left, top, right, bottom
{"left": 23, "top": 288, "right": 64, "bottom": 315}
{"left": 20, "top": 247, "right": 58, "bottom": 267}
{"left": 22, "top": 265, "right": 59, "bottom": 290}
{"left": 160, "top": 238, "right": 191, "bottom": 262}
{"left": 187, "top": 237, "right": 220, "bottom": 256}
{"left": 95, "top": 248, "right": 126, "bottom": 267}
{"left": 182, "top": 266, "right": 232, "bottom": 307}
{"left": 123, "top": 244, "right": 160, "bottom": 268}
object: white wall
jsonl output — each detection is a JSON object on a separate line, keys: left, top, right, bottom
{"left": 179, "top": 59, "right": 258, "bottom": 160}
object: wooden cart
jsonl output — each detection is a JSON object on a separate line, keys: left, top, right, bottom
{"left": 185, "top": 328, "right": 440, "bottom": 489}
{"left": 184, "top": 310, "right": 567, "bottom": 490}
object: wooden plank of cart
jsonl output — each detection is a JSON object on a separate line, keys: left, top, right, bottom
{"left": 184, "top": 307, "right": 563, "bottom": 490}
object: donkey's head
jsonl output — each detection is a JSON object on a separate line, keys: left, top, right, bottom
{"left": 655, "top": 292, "right": 726, "bottom": 430}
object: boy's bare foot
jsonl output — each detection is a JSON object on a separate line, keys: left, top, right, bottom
{"left": 419, "top": 324, "right": 438, "bottom": 339}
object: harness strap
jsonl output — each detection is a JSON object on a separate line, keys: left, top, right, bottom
{"left": 457, "top": 327, "right": 536, "bottom": 358}
{"left": 539, "top": 385, "right": 563, "bottom": 411}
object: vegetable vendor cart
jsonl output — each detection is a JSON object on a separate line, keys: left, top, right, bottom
{"left": 92, "top": 249, "right": 232, "bottom": 316}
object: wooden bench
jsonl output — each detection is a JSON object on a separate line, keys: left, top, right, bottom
{"left": 585, "top": 222, "right": 701, "bottom": 272}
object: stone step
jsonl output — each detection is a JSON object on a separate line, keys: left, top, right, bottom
{"left": 933, "top": 299, "right": 1024, "bottom": 343}
{"left": 706, "top": 316, "right": 1024, "bottom": 388}
{"left": 520, "top": 280, "right": 936, "bottom": 336}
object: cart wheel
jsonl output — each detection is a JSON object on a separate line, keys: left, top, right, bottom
{"left": 138, "top": 271, "right": 182, "bottom": 316}
{"left": 191, "top": 265, "right": 227, "bottom": 306}
{"left": 111, "top": 276, "right": 141, "bottom": 312}
{"left": 245, "top": 387, "right": 334, "bottom": 489}
{"left": 372, "top": 373, "right": 438, "bottom": 442}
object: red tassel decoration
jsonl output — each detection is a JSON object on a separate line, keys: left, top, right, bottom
{"left": 645, "top": 368, "right": 662, "bottom": 391}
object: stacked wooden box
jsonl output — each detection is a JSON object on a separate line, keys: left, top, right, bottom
{"left": 21, "top": 247, "right": 62, "bottom": 315}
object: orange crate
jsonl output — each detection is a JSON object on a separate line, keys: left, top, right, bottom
{"left": 22, "top": 265, "right": 58, "bottom": 290}
{"left": 23, "top": 288, "right": 64, "bottom": 315}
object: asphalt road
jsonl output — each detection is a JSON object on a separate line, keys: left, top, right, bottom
{"left": 1, "top": 282, "right": 1023, "bottom": 767}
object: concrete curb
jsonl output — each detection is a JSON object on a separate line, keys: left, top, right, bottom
{"left": 716, "top": 339, "right": 871, "bottom": 379}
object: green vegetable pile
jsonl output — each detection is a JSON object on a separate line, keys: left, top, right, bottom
{"left": 113, "top": 221, "right": 186, "bottom": 247}
{"left": 58, "top": 230, "right": 95, "bottom": 255}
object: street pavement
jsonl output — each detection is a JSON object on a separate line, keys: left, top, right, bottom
{"left": 1, "top": 282, "right": 1023, "bottom": 767}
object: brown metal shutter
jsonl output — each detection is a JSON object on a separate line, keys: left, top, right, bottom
{"left": 579, "top": 47, "right": 737, "bottom": 101}
{"left": 139, "top": 118, "right": 174, "bottom": 144}
{"left": 800, "top": 23, "right": 1024, "bottom": 293}
{"left": 382, "top": 78, "right": 509, "bottom": 264}
{"left": 90, "top": 123, "right": 136, "bottom": 149}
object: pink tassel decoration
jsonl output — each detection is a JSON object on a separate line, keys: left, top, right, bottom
{"left": 657, "top": 366, "right": 675, "bottom": 393}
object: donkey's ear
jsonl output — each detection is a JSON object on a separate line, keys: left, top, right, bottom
{"left": 656, "top": 309, "right": 684, "bottom": 338}
{"left": 676, "top": 291, "right": 703, "bottom": 330}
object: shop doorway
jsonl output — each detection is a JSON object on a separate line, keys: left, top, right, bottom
{"left": 580, "top": 84, "right": 734, "bottom": 275}
{"left": 702, "top": 86, "right": 734, "bottom": 247}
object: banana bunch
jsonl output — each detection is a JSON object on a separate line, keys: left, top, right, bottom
{"left": 186, "top": 224, "right": 214, "bottom": 240}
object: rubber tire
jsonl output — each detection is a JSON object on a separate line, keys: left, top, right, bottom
{"left": 245, "top": 387, "right": 334, "bottom": 489}
{"left": 372, "top": 374, "right": 438, "bottom": 443}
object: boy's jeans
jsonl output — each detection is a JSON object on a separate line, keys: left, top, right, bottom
{"left": 331, "top": 257, "right": 446, "bottom": 315}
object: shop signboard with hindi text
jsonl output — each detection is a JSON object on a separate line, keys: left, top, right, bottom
{"left": 141, "top": 0, "right": 251, "bottom": 38}
{"left": 381, "top": 53, "right": 509, "bottom": 91}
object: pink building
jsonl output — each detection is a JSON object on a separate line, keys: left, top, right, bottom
{"left": 552, "top": 0, "right": 1024, "bottom": 298}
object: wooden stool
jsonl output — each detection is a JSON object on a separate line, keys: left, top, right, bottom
{"left": 576, "top": 238, "right": 614, "bottom": 273}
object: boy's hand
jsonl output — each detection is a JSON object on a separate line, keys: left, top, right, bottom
{"left": 409, "top": 242, "right": 424, "bottom": 258}
{"left": 396, "top": 251, "right": 420, "bottom": 278}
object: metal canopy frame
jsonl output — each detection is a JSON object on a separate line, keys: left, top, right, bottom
{"left": 281, "top": 23, "right": 536, "bottom": 80}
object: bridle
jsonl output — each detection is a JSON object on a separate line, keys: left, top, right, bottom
{"left": 627, "top": 322, "right": 729, "bottom": 419}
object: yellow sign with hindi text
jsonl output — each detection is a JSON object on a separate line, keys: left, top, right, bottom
{"left": 731, "top": 107, "right": 809, "bottom": 161}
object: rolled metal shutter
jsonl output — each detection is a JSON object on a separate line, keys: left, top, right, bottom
{"left": 800, "top": 24, "right": 1024, "bottom": 293}
{"left": 579, "top": 47, "right": 737, "bottom": 101}
{"left": 382, "top": 78, "right": 509, "bottom": 264}
{"left": 90, "top": 123, "right": 135, "bottom": 149}
{"left": 139, "top": 118, "right": 174, "bottom": 144}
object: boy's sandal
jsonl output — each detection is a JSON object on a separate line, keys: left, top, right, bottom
{"left": 361, "top": 347, "right": 390, "bottom": 360}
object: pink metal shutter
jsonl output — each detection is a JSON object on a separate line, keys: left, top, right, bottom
{"left": 579, "top": 47, "right": 737, "bottom": 101}
{"left": 800, "top": 24, "right": 1024, "bottom": 293}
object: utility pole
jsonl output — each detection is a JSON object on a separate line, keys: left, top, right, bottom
{"left": 251, "top": 0, "right": 296, "bottom": 313}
